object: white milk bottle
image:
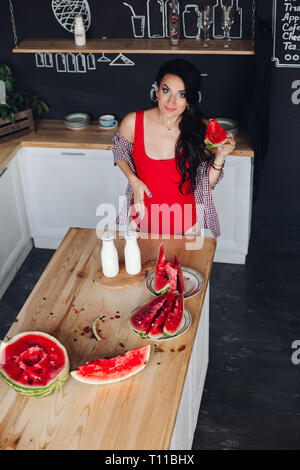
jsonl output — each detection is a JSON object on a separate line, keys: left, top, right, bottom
{"left": 124, "top": 231, "right": 141, "bottom": 275}
{"left": 74, "top": 14, "right": 86, "bottom": 46}
{"left": 101, "top": 232, "right": 119, "bottom": 278}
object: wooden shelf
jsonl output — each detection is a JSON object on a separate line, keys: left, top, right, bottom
{"left": 13, "top": 38, "right": 254, "bottom": 55}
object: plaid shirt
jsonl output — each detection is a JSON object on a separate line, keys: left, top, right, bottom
{"left": 112, "top": 130, "right": 223, "bottom": 238}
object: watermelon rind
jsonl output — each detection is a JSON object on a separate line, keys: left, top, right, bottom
{"left": 204, "top": 138, "right": 227, "bottom": 149}
{"left": 0, "top": 331, "right": 70, "bottom": 398}
{"left": 70, "top": 345, "right": 150, "bottom": 385}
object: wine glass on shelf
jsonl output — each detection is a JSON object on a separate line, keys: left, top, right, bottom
{"left": 222, "top": 6, "right": 234, "bottom": 48}
{"left": 200, "top": 5, "right": 213, "bottom": 47}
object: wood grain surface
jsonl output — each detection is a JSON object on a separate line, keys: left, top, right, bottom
{"left": 0, "top": 228, "right": 216, "bottom": 450}
{"left": 14, "top": 38, "right": 254, "bottom": 55}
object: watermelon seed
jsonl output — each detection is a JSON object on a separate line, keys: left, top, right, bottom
{"left": 115, "top": 315, "right": 120, "bottom": 319}
{"left": 157, "top": 362, "right": 161, "bottom": 365}
{"left": 84, "top": 327, "right": 90, "bottom": 333}
{"left": 119, "top": 342, "right": 125, "bottom": 347}
{"left": 50, "top": 312, "right": 53, "bottom": 315}
{"left": 73, "top": 338, "right": 77, "bottom": 342}
{"left": 178, "top": 345, "right": 186, "bottom": 352}
{"left": 171, "top": 349, "right": 175, "bottom": 352}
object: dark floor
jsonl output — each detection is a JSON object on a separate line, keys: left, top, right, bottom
{"left": 1, "top": 223, "right": 300, "bottom": 450}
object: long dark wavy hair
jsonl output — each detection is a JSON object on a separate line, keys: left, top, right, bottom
{"left": 154, "top": 59, "right": 212, "bottom": 194}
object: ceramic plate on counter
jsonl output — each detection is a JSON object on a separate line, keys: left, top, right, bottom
{"left": 145, "top": 266, "right": 204, "bottom": 299}
{"left": 64, "top": 112, "right": 90, "bottom": 129}
{"left": 98, "top": 122, "right": 118, "bottom": 130}
{"left": 128, "top": 307, "right": 191, "bottom": 341}
{"left": 214, "top": 117, "right": 239, "bottom": 135}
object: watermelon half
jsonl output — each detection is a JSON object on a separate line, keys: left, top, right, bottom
{"left": 163, "top": 294, "right": 184, "bottom": 336}
{"left": 71, "top": 345, "right": 150, "bottom": 385}
{"left": 0, "top": 331, "right": 69, "bottom": 398}
{"left": 204, "top": 118, "right": 227, "bottom": 148}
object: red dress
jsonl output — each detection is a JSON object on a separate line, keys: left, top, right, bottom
{"left": 131, "top": 110, "right": 196, "bottom": 235}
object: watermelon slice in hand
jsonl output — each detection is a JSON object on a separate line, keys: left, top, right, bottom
{"left": 71, "top": 345, "right": 150, "bottom": 385}
{"left": 204, "top": 118, "right": 227, "bottom": 148}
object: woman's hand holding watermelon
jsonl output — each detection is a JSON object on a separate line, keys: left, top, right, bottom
{"left": 215, "top": 132, "right": 236, "bottom": 160}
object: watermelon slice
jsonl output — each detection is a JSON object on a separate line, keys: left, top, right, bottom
{"left": 129, "top": 294, "right": 169, "bottom": 335}
{"left": 0, "top": 331, "right": 69, "bottom": 398}
{"left": 153, "top": 244, "right": 185, "bottom": 296}
{"left": 174, "top": 255, "right": 185, "bottom": 295}
{"left": 148, "top": 293, "right": 177, "bottom": 340}
{"left": 204, "top": 118, "right": 227, "bottom": 148}
{"left": 71, "top": 345, "right": 150, "bottom": 385}
{"left": 153, "top": 244, "right": 170, "bottom": 294}
{"left": 165, "top": 262, "right": 178, "bottom": 291}
{"left": 163, "top": 294, "right": 184, "bottom": 336}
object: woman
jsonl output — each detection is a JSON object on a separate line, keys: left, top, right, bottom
{"left": 112, "top": 59, "right": 236, "bottom": 237}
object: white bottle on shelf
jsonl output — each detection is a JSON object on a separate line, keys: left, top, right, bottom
{"left": 74, "top": 14, "right": 86, "bottom": 46}
{"left": 101, "top": 232, "right": 119, "bottom": 278}
{"left": 124, "top": 231, "right": 141, "bottom": 275}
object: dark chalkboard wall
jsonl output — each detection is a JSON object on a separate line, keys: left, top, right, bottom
{"left": 2, "top": 1, "right": 299, "bottom": 229}
{"left": 0, "top": 0, "right": 254, "bottom": 123}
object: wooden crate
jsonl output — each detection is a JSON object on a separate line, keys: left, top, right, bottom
{"left": 0, "top": 109, "right": 34, "bottom": 143}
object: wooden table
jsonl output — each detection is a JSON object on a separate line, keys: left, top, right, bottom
{"left": 0, "top": 228, "right": 215, "bottom": 450}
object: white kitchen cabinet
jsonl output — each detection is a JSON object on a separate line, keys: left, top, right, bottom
{"left": 0, "top": 155, "right": 32, "bottom": 300}
{"left": 206, "top": 155, "right": 254, "bottom": 264}
{"left": 19, "top": 147, "right": 128, "bottom": 249}
{"left": 170, "top": 284, "right": 209, "bottom": 450}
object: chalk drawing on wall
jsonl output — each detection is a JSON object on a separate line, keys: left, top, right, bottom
{"left": 44, "top": 53, "right": 54, "bottom": 67}
{"left": 66, "top": 53, "right": 77, "bottom": 72}
{"left": 35, "top": 53, "right": 45, "bottom": 68}
{"left": 87, "top": 53, "right": 96, "bottom": 69}
{"left": 123, "top": 2, "right": 145, "bottom": 38}
{"left": 147, "top": 0, "right": 165, "bottom": 38}
{"left": 109, "top": 53, "right": 135, "bottom": 66}
{"left": 97, "top": 53, "right": 111, "bottom": 63}
{"left": 52, "top": 0, "right": 91, "bottom": 33}
{"left": 182, "top": 5, "right": 201, "bottom": 39}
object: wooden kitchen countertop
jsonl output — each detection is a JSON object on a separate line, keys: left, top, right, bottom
{"left": 0, "top": 119, "right": 254, "bottom": 173}
{"left": 0, "top": 228, "right": 215, "bottom": 450}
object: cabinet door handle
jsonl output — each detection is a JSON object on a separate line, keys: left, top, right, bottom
{"left": 60, "top": 152, "right": 86, "bottom": 157}
{"left": 0, "top": 167, "right": 7, "bottom": 178}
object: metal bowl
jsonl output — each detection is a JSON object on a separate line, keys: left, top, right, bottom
{"left": 214, "top": 118, "right": 239, "bottom": 135}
